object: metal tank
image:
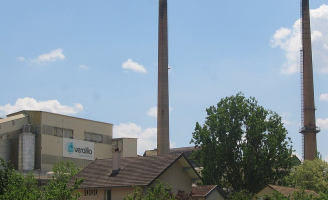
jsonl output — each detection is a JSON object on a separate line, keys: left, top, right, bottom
{"left": 0, "top": 138, "right": 11, "bottom": 163}
{"left": 19, "top": 131, "right": 35, "bottom": 170}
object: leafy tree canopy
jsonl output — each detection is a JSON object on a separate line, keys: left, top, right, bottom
{"left": 286, "top": 158, "right": 328, "bottom": 194}
{"left": 123, "top": 181, "right": 192, "bottom": 200}
{"left": 190, "top": 93, "right": 293, "bottom": 193}
{"left": 0, "top": 158, "right": 83, "bottom": 200}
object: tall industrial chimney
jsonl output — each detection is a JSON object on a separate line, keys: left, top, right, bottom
{"left": 300, "top": 0, "right": 320, "bottom": 160}
{"left": 157, "top": 0, "right": 170, "bottom": 155}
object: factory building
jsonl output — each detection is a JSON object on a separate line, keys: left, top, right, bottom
{"left": 0, "top": 110, "right": 137, "bottom": 174}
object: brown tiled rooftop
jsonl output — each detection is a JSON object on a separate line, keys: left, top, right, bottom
{"left": 192, "top": 185, "right": 217, "bottom": 197}
{"left": 268, "top": 184, "right": 319, "bottom": 198}
{"left": 69, "top": 153, "right": 188, "bottom": 189}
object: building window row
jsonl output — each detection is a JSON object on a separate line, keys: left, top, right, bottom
{"left": 54, "top": 128, "right": 73, "bottom": 138}
{"left": 85, "top": 189, "right": 97, "bottom": 196}
{"left": 84, "top": 132, "right": 103, "bottom": 143}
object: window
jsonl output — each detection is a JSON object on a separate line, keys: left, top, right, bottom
{"left": 84, "top": 132, "right": 103, "bottom": 143}
{"left": 54, "top": 127, "right": 73, "bottom": 138}
{"left": 107, "top": 190, "right": 111, "bottom": 200}
{"left": 54, "top": 128, "right": 63, "bottom": 137}
{"left": 63, "top": 129, "right": 73, "bottom": 138}
{"left": 84, "top": 189, "right": 98, "bottom": 197}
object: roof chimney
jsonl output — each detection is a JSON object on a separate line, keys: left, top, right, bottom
{"left": 112, "top": 148, "right": 121, "bottom": 174}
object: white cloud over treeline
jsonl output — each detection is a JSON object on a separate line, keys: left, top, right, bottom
{"left": 0, "top": 97, "right": 83, "bottom": 116}
{"left": 271, "top": 4, "right": 328, "bottom": 74}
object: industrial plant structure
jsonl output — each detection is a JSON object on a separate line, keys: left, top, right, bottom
{"left": 300, "top": 0, "right": 320, "bottom": 160}
{"left": 0, "top": 110, "right": 137, "bottom": 174}
{"left": 157, "top": 0, "right": 170, "bottom": 155}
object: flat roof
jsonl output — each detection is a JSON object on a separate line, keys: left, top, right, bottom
{"left": 0, "top": 113, "right": 28, "bottom": 124}
{"left": 7, "top": 110, "right": 113, "bottom": 125}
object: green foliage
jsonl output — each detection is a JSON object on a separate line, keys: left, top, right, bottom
{"left": 262, "top": 190, "right": 319, "bottom": 200}
{"left": 0, "top": 158, "right": 83, "bottom": 200}
{"left": 42, "top": 161, "right": 83, "bottom": 200}
{"left": 287, "top": 158, "right": 328, "bottom": 194}
{"left": 229, "top": 190, "right": 254, "bottom": 200}
{"left": 0, "top": 158, "right": 41, "bottom": 200}
{"left": 262, "top": 191, "right": 290, "bottom": 200}
{"left": 123, "top": 181, "right": 190, "bottom": 200}
{"left": 190, "top": 93, "right": 293, "bottom": 193}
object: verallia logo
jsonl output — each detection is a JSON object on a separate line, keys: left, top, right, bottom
{"left": 65, "top": 142, "right": 92, "bottom": 155}
{"left": 66, "top": 142, "right": 74, "bottom": 154}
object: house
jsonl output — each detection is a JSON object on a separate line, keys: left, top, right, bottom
{"left": 255, "top": 184, "right": 319, "bottom": 199}
{"left": 192, "top": 185, "right": 227, "bottom": 200}
{"left": 69, "top": 152, "right": 202, "bottom": 200}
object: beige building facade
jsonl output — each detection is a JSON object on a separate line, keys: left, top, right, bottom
{"left": 0, "top": 110, "right": 137, "bottom": 174}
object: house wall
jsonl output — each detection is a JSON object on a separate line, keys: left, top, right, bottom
{"left": 255, "top": 187, "right": 274, "bottom": 199}
{"left": 207, "top": 189, "right": 226, "bottom": 200}
{"left": 152, "top": 160, "right": 193, "bottom": 195}
{"left": 77, "top": 187, "right": 135, "bottom": 200}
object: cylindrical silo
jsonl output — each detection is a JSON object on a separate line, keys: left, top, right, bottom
{"left": 19, "top": 133, "right": 35, "bottom": 170}
{"left": 0, "top": 139, "right": 11, "bottom": 163}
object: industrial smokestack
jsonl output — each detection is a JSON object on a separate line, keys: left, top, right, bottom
{"left": 300, "top": 0, "right": 320, "bottom": 160}
{"left": 157, "top": 0, "right": 170, "bottom": 155}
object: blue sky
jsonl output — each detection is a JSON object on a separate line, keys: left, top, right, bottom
{"left": 1, "top": 1, "right": 328, "bottom": 159}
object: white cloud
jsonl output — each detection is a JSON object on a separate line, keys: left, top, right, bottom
{"left": 113, "top": 123, "right": 156, "bottom": 155}
{"left": 0, "top": 97, "right": 83, "bottom": 117}
{"left": 32, "top": 49, "right": 65, "bottom": 64}
{"left": 17, "top": 57, "right": 25, "bottom": 61}
{"left": 122, "top": 59, "right": 147, "bottom": 73}
{"left": 78, "top": 65, "right": 90, "bottom": 70}
{"left": 324, "top": 44, "right": 328, "bottom": 50}
{"left": 147, "top": 107, "right": 157, "bottom": 117}
{"left": 271, "top": 4, "right": 328, "bottom": 74}
{"left": 113, "top": 122, "right": 176, "bottom": 155}
{"left": 147, "top": 106, "right": 173, "bottom": 117}
{"left": 317, "top": 118, "right": 328, "bottom": 130}
{"left": 319, "top": 93, "right": 328, "bottom": 101}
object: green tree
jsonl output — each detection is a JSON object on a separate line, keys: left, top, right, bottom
{"left": 43, "top": 160, "right": 83, "bottom": 200}
{"left": 190, "top": 93, "right": 293, "bottom": 193}
{"left": 287, "top": 158, "right": 328, "bottom": 194}
{"left": 123, "top": 181, "right": 192, "bottom": 200}
{"left": 0, "top": 158, "right": 41, "bottom": 200}
{"left": 229, "top": 190, "right": 254, "bottom": 200}
{"left": 123, "top": 181, "right": 176, "bottom": 200}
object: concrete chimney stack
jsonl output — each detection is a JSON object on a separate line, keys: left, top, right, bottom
{"left": 112, "top": 148, "right": 121, "bottom": 173}
{"left": 157, "top": 0, "right": 170, "bottom": 155}
{"left": 300, "top": 0, "right": 320, "bottom": 160}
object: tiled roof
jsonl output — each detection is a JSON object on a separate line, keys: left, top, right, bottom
{"left": 268, "top": 184, "right": 319, "bottom": 198}
{"left": 69, "top": 153, "right": 192, "bottom": 189}
{"left": 192, "top": 185, "right": 228, "bottom": 199}
{"left": 144, "top": 146, "right": 201, "bottom": 167}
{"left": 192, "top": 185, "right": 217, "bottom": 197}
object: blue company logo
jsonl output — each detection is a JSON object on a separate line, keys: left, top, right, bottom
{"left": 66, "top": 142, "right": 74, "bottom": 154}
{"left": 65, "top": 141, "right": 93, "bottom": 155}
